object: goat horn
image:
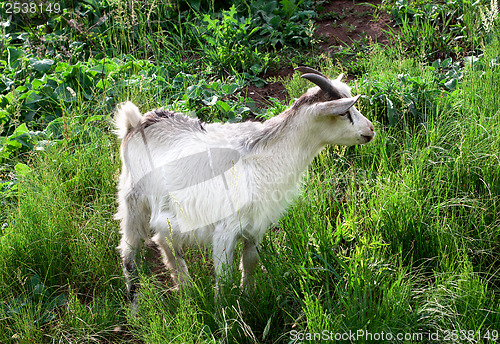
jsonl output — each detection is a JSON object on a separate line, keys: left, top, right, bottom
{"left": 294, "top": 66, "right": 328, "bottom": 79}
{"left": 299, "top": 73, "right": 341, "bottom": 100}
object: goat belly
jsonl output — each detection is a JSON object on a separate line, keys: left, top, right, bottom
{"left": 157, "top": 147, "right": 251, "bottom": 234}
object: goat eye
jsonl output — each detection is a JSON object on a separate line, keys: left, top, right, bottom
{"left": 342, "top": 112, "right": 354, "bottom": 124}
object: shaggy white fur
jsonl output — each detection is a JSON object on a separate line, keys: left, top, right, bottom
{"left": 114, "top": 70, "right": 375, "bottom": 297}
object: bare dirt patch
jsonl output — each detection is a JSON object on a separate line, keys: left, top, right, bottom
{"left": 317, "top": 0, "right": 392, "bottom": 50}
{"left": 243, "top": 66, "right": 294, "bottom": 107}
{"left": 243, "top": 0, "right": 393, "bottom": 108}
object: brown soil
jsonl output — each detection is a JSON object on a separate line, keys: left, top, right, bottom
{"left": 243, "top": 0, "right": 393, "bottom": 108}
{"left": 317, "top": 0, "right": 392, "bottom": 49}
{"left": 243, "top": 66, "right": 294, "bottom": 108}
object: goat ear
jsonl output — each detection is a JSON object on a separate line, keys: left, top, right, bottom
{"left": 316, "top": 94, "right": 361, "bottom": 116}
{"left": 335, "top": 73, "right": 344, "bottom": 82}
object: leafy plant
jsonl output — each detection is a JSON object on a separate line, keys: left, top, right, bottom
{"left": 191, "top": 5, "right": 273, "bottom": 78}
{"left": 172, "top": 72, "right": 255, "bottom": 122}
{"left": 386, "top": 0, "right": 482, "bottom": 61}
{"left": 429, "top": 57, "right": 463, "bottom": 91}
{"left": 360, "top": 73, "right": 442, "bottom": 126}
{"left": 1, "top": 275, "right": 67, "bottom": 331}
{"left": 247, "top": 0, "right": 317, "bottom": 48}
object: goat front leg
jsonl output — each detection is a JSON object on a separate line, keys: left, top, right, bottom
{"left": 153, "top": 234, "right": 191, "bottom": 290}
{"left": 212, "top": 229, "right": 238, "bottom": 296}
{"left": 240, "top": 238, "right": 259, "bottom": 294}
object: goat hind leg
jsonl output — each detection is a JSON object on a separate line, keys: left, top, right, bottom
{"left": 212, "top": 230, "right": 238, "bottom": 295}
{"left": 118, "top": 227, "right": 144, "bottom": 300}
{"left": 240, "top": 239, "right": 259, "bottom": 293}
{"left": 116, "top": 195, "right": 150, "bottom": 300}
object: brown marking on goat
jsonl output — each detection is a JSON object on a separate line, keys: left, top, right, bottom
{"left": 244, "top": 117, "right": 287, "bottom": 151}
{"left": 290, "top": 88, "right": 342, "bottom": 114}
{"left": 122, "top": 108, "right": 206, "bottom": 144}
{"left": 245, "top": 90, "right": 332, "bottom": 150}
{"left": 141, "top": 109, "right": 206, "bottom": 132}
{"left": 141, "top": 109, "right": 176, "bottom": 129}
{"left": 245, "top": 86, "right": 346, "bottom": 150}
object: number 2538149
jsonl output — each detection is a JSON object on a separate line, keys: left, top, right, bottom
{"left": 5, "top": 2, "right": 61, "bottom": 14}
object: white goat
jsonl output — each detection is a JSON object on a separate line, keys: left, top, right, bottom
{"left": 114, "top": 67, "right": 375, "bottom": 297}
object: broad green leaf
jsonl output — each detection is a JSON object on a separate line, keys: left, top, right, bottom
{"left": 55, "top": 84, "right": 76, "bottom": 102}
{"left": 15, "top": 163, "right": 31, "bottom": 177}
{"left": 216, "top": 100, "right": 231, "bottom": 112}
{"left": 22, "top": 90, "right": 43, "bottom": 105}
{"left": 444, "top": 78, "right": 457, "bottom": 91}
{"left": 203, "top": 95, "right": 218, "bottom": 106}
{"left": 6, "top": 123, "right": 33, "bottom": 149}
{"left": 441, "top": 58, "right": 452, "bottom": 68}
{"left": 221, "top": 83, "right": 239, "bottom": 95}
{"left": 0, "top": 109, "right": 8, "bottom": 121}
{"left": 89, "top": 64, "right": 108, "bottom": 74}
{"left": 0, "top": 74, "right": 14, "bottom": 91}
{"left": 54, "top": 62, "right": 70, "bottom": 72}
{"left": 47, "top": 294, "right": 67, "bottom": 309}
{"left": 254, "top": 79, "right": 266, "bottom": 88}
{"left": 270, "top": 15, "right": 281, "bottom": 27}
{"left": 7, "top": 47, "right": 23, "bottom": 69}
{"left": 13, "top": 134, "right": 33, "bottom": 148}
{"left": 32, "top": 78, "right": 44, "bottom": 90}
{"left": 30, "top": 58, "right": 54, "bottom": 74}
{"left": 44, "top": 118, "right": 64, "bottom": 138}
{"left": 432, "top": 59, "right": 441, "bottom": 69}
{"left": 96, "top": 78, "right": 111, "bottom": 90}
{"left": 15, "top": 85, "right": 28, "bottom": 93}
{"left": 280, "top": 0, "right": 297, "bottom": 18}
{"left": 13, "top": 123, "right": 29, "bottom": 135}
{"left": 29, "top": 275, "right": 41, "bottom": 288}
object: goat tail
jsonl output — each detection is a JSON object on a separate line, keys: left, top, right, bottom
{"left": 114, "top": 101, "right": 143, "bottom": 140}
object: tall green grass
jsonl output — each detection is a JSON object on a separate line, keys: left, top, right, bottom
{"left": 0, "top": 121, "right": 125, "bottom": 342}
